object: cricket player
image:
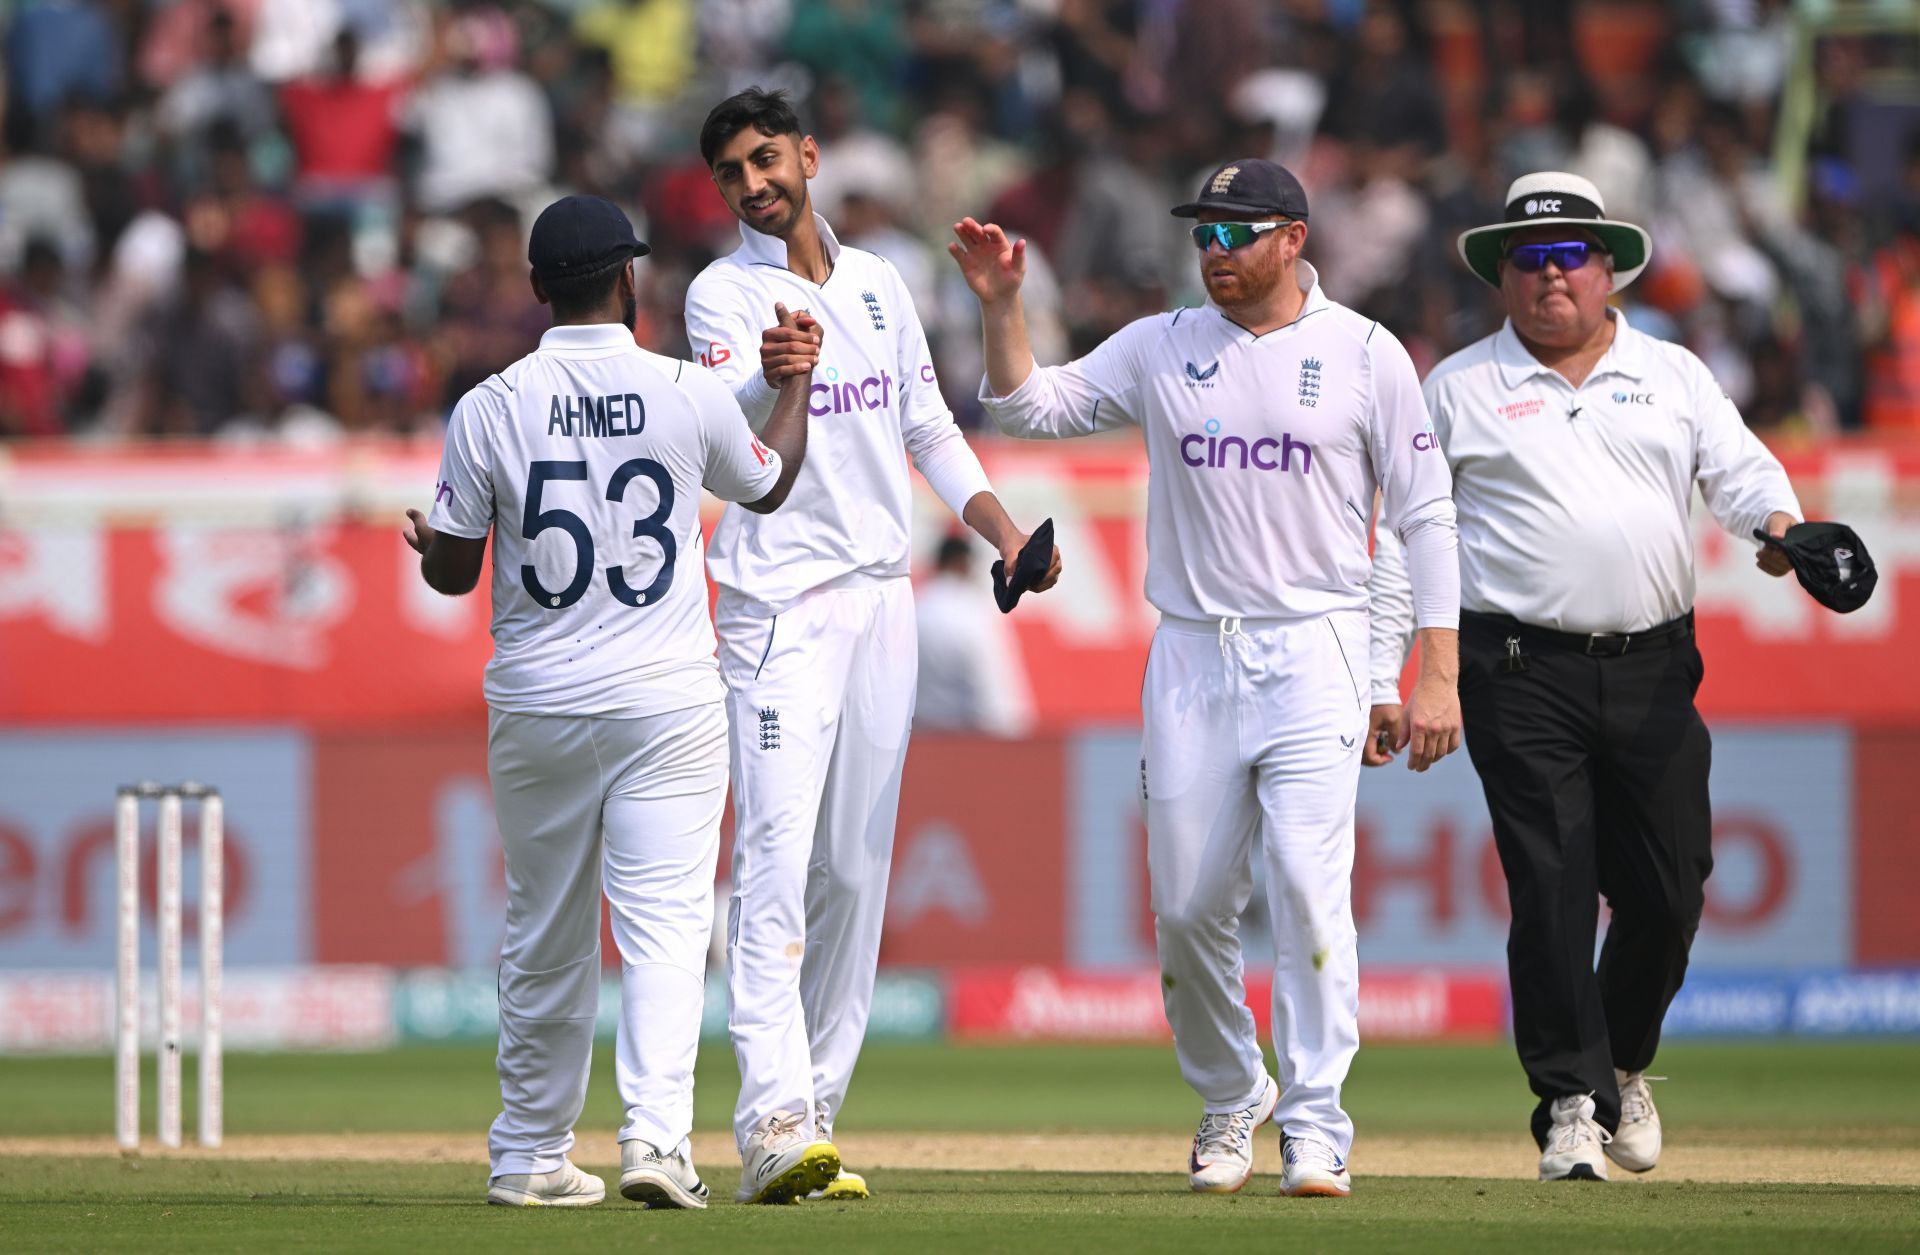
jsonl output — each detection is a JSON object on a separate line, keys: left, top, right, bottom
{"left": 402, "top": 195, "right": 818, "bottom": 1210}
{"left": 950, "top": 159, "right": 1463, "bottom": 1198}
{"left": 685, "top": 87, "right": 1060, "bottom": 1205}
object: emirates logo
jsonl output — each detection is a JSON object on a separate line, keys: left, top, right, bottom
{"left": 1209, "top": 165, "right": 1240, "bottom": 194}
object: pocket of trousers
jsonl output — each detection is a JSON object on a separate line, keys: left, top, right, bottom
{"left": 1324, "top": 617, "right": 1364, "bottom": 713}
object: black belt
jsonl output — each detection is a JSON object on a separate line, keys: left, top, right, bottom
{"left": 1462, "top": 610, "right": 1694, "bottom": 658}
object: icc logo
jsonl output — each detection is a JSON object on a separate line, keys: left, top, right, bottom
{"left": 1612, "top": 390, "right": 1655, "bottom": 405}
{"left": 1524, "top": 198, "right": 1562, "bottom": 215}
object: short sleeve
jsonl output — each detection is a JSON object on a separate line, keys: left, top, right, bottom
{"left": 688, "top": 366, "right": 783, "bottom": 504}
{"left": 427, "top": 389, "right": 497, "bottom": 538}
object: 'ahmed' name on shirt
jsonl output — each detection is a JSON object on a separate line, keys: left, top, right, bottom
{"left": 547, "top": 393, "right": 648, "bottom": 438}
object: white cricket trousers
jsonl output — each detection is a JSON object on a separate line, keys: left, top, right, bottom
{"left": 717, "top": 579, "right": 916, "bottom": 1152}
{"left": 485, "top": 702, "right": 727, "bottom": 1178}
{"left": 1144, "top": 609, "right": 1369, "bottom": 1159}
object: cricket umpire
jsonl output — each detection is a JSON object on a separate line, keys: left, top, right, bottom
{"left": 1368, "top": 173, "right": 1803, "bottom": 1182}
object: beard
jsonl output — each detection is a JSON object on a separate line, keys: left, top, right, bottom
{"left": 739, "top": 179, "right": 807, "bottom": 236}
{"left": 1201, "top": 249, "right": 1285, "bottom": 308}
{"left": 620, "top": 286, "right": 638, "bottom": 331}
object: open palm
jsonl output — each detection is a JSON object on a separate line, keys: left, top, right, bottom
{"left": 948, "top": 217, "right": 1026, "bottom": 304}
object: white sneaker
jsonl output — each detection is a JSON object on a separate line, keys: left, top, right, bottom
{"left": 806, "top": 1102, "right": 871, "bottom": 1201}
{"left": 486, "top": 1158, "right": 606, "bottom": 1207}
{"left": 736, "top": 1109, "right": 841, "bottom": 1205}
{"left": 1187, "top": 1076, "right": 1279, "bottom": 1193}
{"left": 619, "top": 1140, "right": 709, "bottom": 1210}
{"left": 1539, "top": 1094, "right": 1611, "bottom": 1181}
{"left": 1280, "top": 1132, "right": 1352, "bottom": 1198}
{"left": 1607, "top": 1070, "right": 1663, "bottom": 1173}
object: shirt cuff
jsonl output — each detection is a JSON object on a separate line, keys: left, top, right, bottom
{"left": 916, "top": 438, "right": 995, "bottom": 519}
{"left": 976, "top": 361, "right": 1044, "bottom": 412}
{"left": 1403, "top": 513, "right": 1461, "bottom": 631}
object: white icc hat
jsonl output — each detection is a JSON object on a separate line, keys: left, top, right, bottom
{"left": 1457, "top": 171, "right": 1652, "bottom": 292}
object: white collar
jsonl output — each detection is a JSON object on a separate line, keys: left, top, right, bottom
{"left": 1206, "top": 260, "right": 1328, "bottom": 335}
{"left": 538, "top": 323, "right": 636, "bottom": 353}
{"left": 732, "top": 212, "right": 843, "bottom": 271}
{"left": 1495, "top": 307, "right": 1648, "bottom": 388}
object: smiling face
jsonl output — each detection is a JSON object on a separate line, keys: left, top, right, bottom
{"left": 1194, "top": 210, "right": 1304, "bottom": 312}
{"left": 709, "top": 128, "right": 820, "bottom": 238}
{"left": 1498, "top": 224, "right": 1614, "bottom": 347}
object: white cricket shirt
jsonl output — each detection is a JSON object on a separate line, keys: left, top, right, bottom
{"left": 685, "top": 214, "right": 993, "bottom": 614}
{"left": 429, "top": 323, "right": 783, "bottom": 716}
{"left": 1368, "top": 310, "right": 1802, "bottom": 699}
{"left": 978, "top": 261, "right": 1460, "bottom": 625}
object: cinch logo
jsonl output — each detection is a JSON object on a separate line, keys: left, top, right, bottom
{"left": 1184, "top": 360, "right": 1219, "bottom": 388}
{"left": 1180, "top": 418, "right": 1312, "bottom": 474}
{"left": 435, "top": 480, "right": 453, "bottom": 507}
{"left": 1612, "top": 390, "right": 1655, "bottom": 405}
{"left": 1413, "top": 421, "right": 1438, "bottom": 452}
{"left": 809, "top": 365, "right": 895, "bottom": 416}
{"left": 1524, "top": 198, "right": 1562, "bottom": 215}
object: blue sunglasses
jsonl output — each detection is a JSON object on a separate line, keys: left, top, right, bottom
{"left": 1505, "top": 241, "right": 1606, "bottom": 273}
{"left": 1190, "top": 221, "right": 1291, "bottom": 251}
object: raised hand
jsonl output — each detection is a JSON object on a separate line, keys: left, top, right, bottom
{"left": 761, "top": 301, "right": 823, "bottom": 388}
{"left": 948, "top": 217, "right": 1026, "bottom": 306}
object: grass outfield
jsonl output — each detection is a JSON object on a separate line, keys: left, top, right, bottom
{"left": 2, "top": 1041, "right": 1917, "bottom": 1252}
{"left": 4, "top": 1039, "right": 1919, "bottom": 1137}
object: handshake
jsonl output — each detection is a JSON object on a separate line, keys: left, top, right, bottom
{"left": 760, "top": 303, "right": 824, "bottom": 388}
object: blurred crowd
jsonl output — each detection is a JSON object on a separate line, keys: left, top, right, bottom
{"left": 3, "top": 0, "right": 1920, "bottom": 442}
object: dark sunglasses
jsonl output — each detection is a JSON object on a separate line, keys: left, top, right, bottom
{"left": 1189, "top": 221, "right": 1291, "bottom": 251}
{"left": 1504, "top": 241, "right": 1606, "bottom": 273}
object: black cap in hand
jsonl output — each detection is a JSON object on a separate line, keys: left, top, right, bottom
{"left": 528, "top": 195, "right": 648, "bottom": 283}
{"left": 1754, "top": 521, "right": 1878, "bottom": 614}
{"left": 991, "top": 519, "right": 1055, "bottom": 614}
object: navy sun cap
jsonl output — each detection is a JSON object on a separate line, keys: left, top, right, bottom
{"left": 528, "top": 195, "right": 649, "bottom": 282}
{"left": 1172, "top": 159, "right": 1309, "bottom": 220}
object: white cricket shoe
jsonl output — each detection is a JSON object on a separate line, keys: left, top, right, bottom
{"left": 1539, "top": 1094, "right": 1611, "bottom": 1182}
{"left": 486, "top": 1159, "right": 606, "bottom": 1207}
{"left": 1606, "top": 1070, "right": 1663, "bottom": 1173}
{"left": 736, "top": 1109, "right": 841, "bottom": 1205}
{"left": 1187, "top": 1076, "right": 1280, "bottom": 1193}
{"left": 619, "top": 1140, "right": 709, "bottom": 1210}
{"left": 806, "top": 1102, "right": 871, "bottom": 1201}
{"left": 1280, "top": 1132, "right": 1352, "bottom": 1198}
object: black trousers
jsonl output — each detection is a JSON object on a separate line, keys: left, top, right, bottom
{"left": 1458, "top": 611, "right": 1715, "bottom": 1149}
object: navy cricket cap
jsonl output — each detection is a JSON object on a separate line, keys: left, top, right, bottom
{"left": 1172, "top": 159, "right": 1309, "bottom": 220}
{"left": 1754, "top": 521, "right": 1879, "bottom": 614}
{"left": 527, "top": 195, "right": 648, "bottom": 282}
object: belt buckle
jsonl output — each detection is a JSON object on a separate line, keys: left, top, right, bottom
{"left": 1585, "top": 632, "right": 1631, "bottom": 656}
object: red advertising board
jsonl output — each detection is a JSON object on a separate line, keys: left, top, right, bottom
{"left": 6, "top": 440, "right": 1919, "bottom": 728}
{"left": 946, "top": 966, "right": 1507, "bottom": 1042}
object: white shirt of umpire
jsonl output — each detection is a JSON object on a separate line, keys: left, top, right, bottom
{"left": 429, "top": 323, "right": 781, "bottom": 1177}
{"left": 685, "top": 214, "right": 995, "bottom": 1151}
{"left": 1368, "top": 310, "right": 1803, "bottom": 703}
{"left": 979, "top": 261, "right": 1459, "bottom": 1158}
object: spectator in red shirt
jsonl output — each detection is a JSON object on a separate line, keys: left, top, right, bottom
{"left": 279, "top": 29, "right": 405, "bottom": 214}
